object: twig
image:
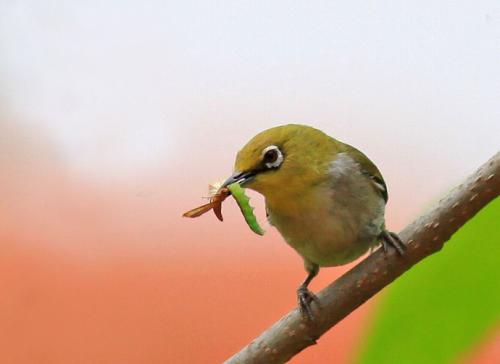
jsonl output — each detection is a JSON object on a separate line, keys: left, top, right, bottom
{"left": 225, "top": 152, "right": 500, "bottom": 364}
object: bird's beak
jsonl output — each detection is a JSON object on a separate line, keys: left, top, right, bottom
{"left": 221, "top": 170, "right": 256, "bottom": 188}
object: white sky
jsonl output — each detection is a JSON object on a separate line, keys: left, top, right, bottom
{"left": 1, "top": 1, "right": 499, "bottom": 179}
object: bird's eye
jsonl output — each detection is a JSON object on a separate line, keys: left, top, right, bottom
{"left": 262, "top": 145, "right": 283, "bottom": 169}
{"left": 264, "top": 149, "right": 278, "bottom": 163}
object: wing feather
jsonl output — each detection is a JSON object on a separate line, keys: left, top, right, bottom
{"left": 341, "top": 144, "right": 388, "bottom": 203}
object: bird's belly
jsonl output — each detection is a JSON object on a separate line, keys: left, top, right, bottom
{"left": 275, "top": 216, "right": 374, "bottom": 266}
{"left": 268, "top": 195, "right": 384, "bottom": 267}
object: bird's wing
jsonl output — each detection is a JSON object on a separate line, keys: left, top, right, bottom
{"left": 342, "top": 144, "right": 389, "bottom": 203}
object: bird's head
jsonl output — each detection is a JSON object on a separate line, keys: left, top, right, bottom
{"left": 222, "top": 124, "right": 340, "bottom": 198}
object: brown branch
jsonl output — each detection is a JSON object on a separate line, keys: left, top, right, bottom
{"left": 225, "top": 152, "right": 500, "bottom": 364}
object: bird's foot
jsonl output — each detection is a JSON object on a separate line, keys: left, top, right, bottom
{"left": 380, "top": 230, "right": 406, "bottom": 255}
{"left": 297, "top": 286, "right": 319, "bottom": 320}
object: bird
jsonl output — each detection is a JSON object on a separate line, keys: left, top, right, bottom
{"left": 221, "top": 124, "right": 405, "bottom": 319}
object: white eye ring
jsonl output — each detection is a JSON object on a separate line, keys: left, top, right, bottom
{"left": 262, "top": 145, "right": 283, "bottom": 169}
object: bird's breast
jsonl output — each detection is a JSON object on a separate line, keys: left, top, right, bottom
{"left": 266, "top": 175, "right": 384, "bottom": 267}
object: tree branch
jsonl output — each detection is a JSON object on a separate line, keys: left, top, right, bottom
{"left": 225, "top": 152, "right": 500, "bottom": 364}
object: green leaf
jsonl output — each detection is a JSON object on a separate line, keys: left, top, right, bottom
{"left": 357, "top": 198, "right": 500, "bottom": 364}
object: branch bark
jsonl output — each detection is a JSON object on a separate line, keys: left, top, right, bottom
{"left": 225, "top": 152, "right": 500, "bottom": 364}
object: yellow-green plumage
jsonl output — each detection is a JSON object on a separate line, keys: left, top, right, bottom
{"left": 226, "top": 124, "right": 400, "bottom": 317}
{"left": 234, "top": 124, "right": 386, "bottom": 265}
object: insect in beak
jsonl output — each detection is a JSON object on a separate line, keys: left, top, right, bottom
{"left": 182, "top": 187, "right": 230, "bottom": 221}
{"left": 183, "top": 171, "right": 256, "bottom": 222}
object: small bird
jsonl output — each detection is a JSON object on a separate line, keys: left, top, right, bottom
{"left": 221, "top": 124, "right": 405, "bottom": 318}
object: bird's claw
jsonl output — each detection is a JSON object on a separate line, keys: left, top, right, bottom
{"left": 380, "top": 230, "right": 406, "bottom": 255}
{"left": 297, "top": 286, "right": 318, "bottom": 320}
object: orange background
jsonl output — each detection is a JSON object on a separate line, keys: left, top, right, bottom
{"left": 1, "top": 119, "right": 498, "bottom": 363}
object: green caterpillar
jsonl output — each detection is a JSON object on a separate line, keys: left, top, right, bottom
{"left": 227, "top": 183, "right": 265, "bottom": 236}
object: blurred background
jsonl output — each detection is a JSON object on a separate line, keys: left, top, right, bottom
{"left": 1, "top": 1, "right": 499, "bottom": 363}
